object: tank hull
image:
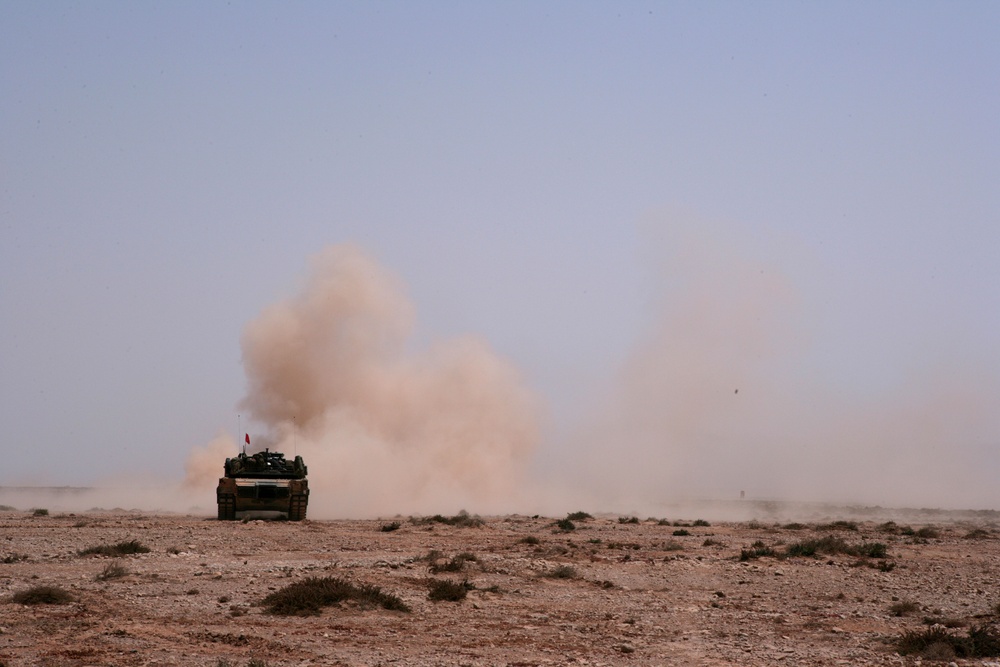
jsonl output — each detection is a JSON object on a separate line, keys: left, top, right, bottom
{"left": 217, "top": 476, "right": 309, "bottom": 521}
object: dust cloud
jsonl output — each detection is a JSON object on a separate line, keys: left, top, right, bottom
{"left": 556, "top": 213, "right": 1000, "bottom": 514}
{"left": 177, "top": 225, "right": 1000, "bottom": 520}
{"left": 184, "top": 245, "right": 540, "bottom": 517}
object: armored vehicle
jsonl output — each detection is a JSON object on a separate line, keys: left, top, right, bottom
{"left": 217, "top": 449, "right": 309, "bottom": 521}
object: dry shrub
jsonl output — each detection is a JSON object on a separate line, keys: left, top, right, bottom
{"left": 543, "top": 565, "right": 578, "bottom": 579}
{"left": 427, "top": 578, "right": 470, "bottom": 602}
{"left": 740, "top": 541, "right": 777, "bottom": 561}
{"left": 261, "top": 576, "right": 410, "bottom": 615}
{"left": 411, "top": 511, "right": 484, "bottom": 528}
{"left": 79, "top": 540, "right": 151, "bottom": 557}
{"left": 429, "top": 551, "right": 478, "bottom": 573}
{"left": 815, "top": 520, "right": 857, "bottom": 532}
{"left": 12, "top": 585, "right": 74, "bottom": 605}
{"left": 889, "top": 600, "right": 921, "bottom": 617}
{"left": 785, "top": 536, "right": 886, "bottom": 559}
{"left": 876, "top": 521, "right": 899, "bottom": 534}
{"left": 923, "top": 616, "right": 967, "bottom": 628}
{"left": 897, "top": 625, "right": 1000, "bottom": 658}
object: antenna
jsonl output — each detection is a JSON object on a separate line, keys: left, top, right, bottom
{"left": 238, "top": 414, "right": 245, "bottom": 455}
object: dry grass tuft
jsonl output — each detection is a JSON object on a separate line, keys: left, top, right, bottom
{"left": 96, "top": 561, "right": 129, "bottom": 581}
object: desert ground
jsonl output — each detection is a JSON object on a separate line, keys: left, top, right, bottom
{"left": 2, "top": 504, "right": 1000, "bottom": 666}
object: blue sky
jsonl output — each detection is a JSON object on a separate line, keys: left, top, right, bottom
{"left": 2, "top": 3, "right": 998, "bottom": 507}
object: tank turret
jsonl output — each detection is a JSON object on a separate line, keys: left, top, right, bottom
{"left": 223, "top": 449, "right": 307, "bottom": 479}
{"left": 217, "top": 447, "right": 309, "bottom": 520}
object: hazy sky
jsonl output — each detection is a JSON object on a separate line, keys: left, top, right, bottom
{"left": 2, "top": 3, "right": 998, "bottom": 509}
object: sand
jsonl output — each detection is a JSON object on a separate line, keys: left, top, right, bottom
{"left": 2, "top": 508, "right": 999, "bottom": 666}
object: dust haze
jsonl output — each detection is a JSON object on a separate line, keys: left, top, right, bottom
{"left": 556, "top": 214, "right": 1000, "bottom": 514}
{"left": 8, "top": 226, "right": 997, "bottom": 519}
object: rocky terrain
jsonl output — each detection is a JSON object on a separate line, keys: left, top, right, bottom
{"left": 2, "top": 506, "right": 1000, "bottom": 666}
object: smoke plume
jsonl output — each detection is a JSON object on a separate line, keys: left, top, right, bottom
{"left": 185, "top": 244, "right": 540, "bottom": 517}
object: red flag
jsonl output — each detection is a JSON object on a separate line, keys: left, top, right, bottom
{"left": 245, "top": 433, "right": 250, "bottom": 445}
